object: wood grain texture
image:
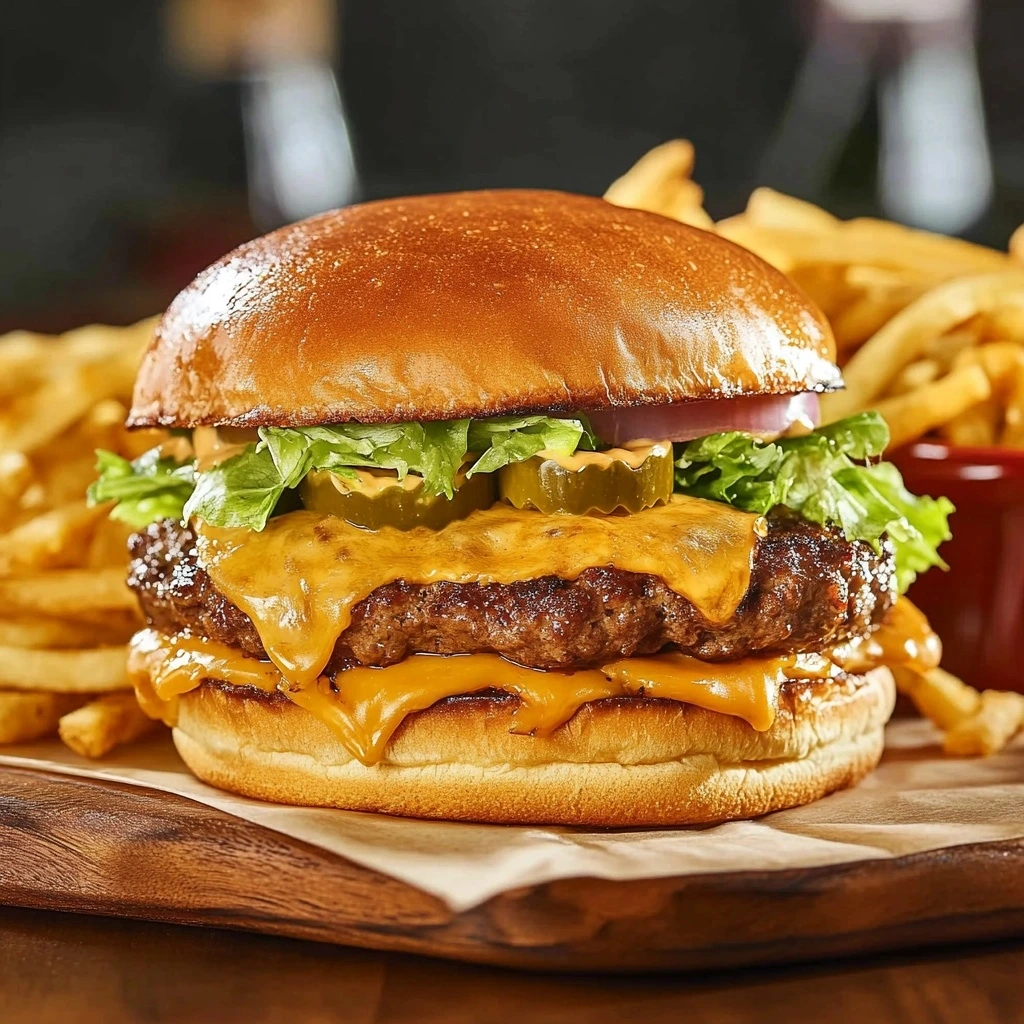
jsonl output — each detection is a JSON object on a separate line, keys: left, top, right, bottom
{"left": 4, "top": 905, "right": 1024, "bottom": 1024}
{"left": 2, "top": 765, "right": 1024, "bottom": 973}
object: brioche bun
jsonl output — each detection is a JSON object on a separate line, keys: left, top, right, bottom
{"left": 128, "top": 190, "right": 839, "bottom": 429}
{"left": 171, "top": 668, "right": 894, "bottom": 827}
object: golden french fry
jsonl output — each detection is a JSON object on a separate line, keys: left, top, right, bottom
{"left": 822, "top": 272, "right": 1024, "bottom": 421}
{"left": 844, "top": 264, "right": 936, "bottom": 291}
{"left": 663, "top": 185, "right": 715, "bottom": 229}
{"left": 940, "top": 398, "right": 1001, "bottom": 447}
{"left": 944, "top": 690, "right": 1024, "bottom": 757}
{"left": 0, "top": 567, "right": 136, "bottom": 618}
{"left": 1011, "top": 224, "right": 1024, "bottom": 263}
{"left": 0, "top": 644, "right": 131, "bottom": 693}
{"left": 0, "top": 616, "right": 135, "bottom": 649}
{"left": 604, "top": 139, "right": 697, "bottom": 212}
{"left": 924, "top": 327, "right": 984, "bottom": 371}
{"left": 842, "top": 219, "right": 1011, "bottom": 277}
{"left": 58, "top": 692, "right": 158, "bottom": 758}
{"left": 894, "top": 665, "right": 981, "bottom": 730}
{"left": 0, "top": 691, "right": 87, "bottom": 744}
{"left": 31, "top": 452, "right": 103, "bottom": 511}
{"left": 874, "top": 364, "right": 991, "bottom": 450}
{"left": 0, "top": 330, "right": 51, "bottom": 401}
{"left": 0, "top": 451, "right": 33, "bottom": 503}
{"left": 833, "top": 291, "right": 917, "bottom": 352}
{"left": 0, "top": 501, "right": 108, "bottom": 574}
{"left": 0, "top": 361, "right": 126, "bottom": 455}
{"left": 981, "top": 305, "right": 1024, "bottom": 342}
{"left": 744, "top": 187, "right": 839, "bottom": 233}
{"left": 789, "top": 264, "right": 857, "bottom": 320}
{"left": 86, "top": 515, "right": 136, "bottom": 569}
{"left": 885, "top": 359, "right": 941, "bottom": 397}
{"left": 1001, "top": 362, "right": 1024, "bottom": 448}
{"left": 953, "top": 340, "right": 1024, "bottom": 397}
{"left": 714, "top": 216, "right": 796, "bottom": 272}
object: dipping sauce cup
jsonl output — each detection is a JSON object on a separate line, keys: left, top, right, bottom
{"left": 893, "top": 442, "right": 1024, "bottom": 693}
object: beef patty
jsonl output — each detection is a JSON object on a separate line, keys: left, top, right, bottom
{"left": 127, "top": 512, "right": 895, "bottom": 671}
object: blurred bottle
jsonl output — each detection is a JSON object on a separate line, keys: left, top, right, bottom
{"left": 166, "top": 0, "right": 358, "bottom": 228}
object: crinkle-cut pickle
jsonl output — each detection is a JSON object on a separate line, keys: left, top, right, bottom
{"left": 498, "top": 444, "right": 674, "bottom": 515}
{"left": 300, "top": 469, "right": 496, "bottom": 530}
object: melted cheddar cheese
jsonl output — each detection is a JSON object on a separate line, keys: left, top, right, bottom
{"left": 194, "top": 496, "right": 766, "bottom": 687}
{"left": 127, "top": 496, "right": 939, "bottom": 768}
{"left": 128, "top": 631, "right": 840, "bottom": 765}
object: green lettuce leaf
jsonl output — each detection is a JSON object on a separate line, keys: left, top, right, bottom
{"left": 674, "top": 412, "right": 953, "bottom": 592}
{"left": 182, "top": 415, "right": 592, "bottom": 530}
{"left": 465, "top": 415, "right": 595, "bottom": 477}
{"left": 86, "top": 449, "right": 196, "bottom": 528}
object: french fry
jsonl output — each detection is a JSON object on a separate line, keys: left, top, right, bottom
{"left": 0, "top": 691, "right": 87, "bottom": 744}
{"left": 744, "top": 187, "right": 840, "bottom": 234}
{"left": 0, "top": 616, "right": 135, "bottom": 649}
{"left": 893, "top": 665, "right": 981, "bottom": 731}
{"left": 0, "top": 567, "right": 137, "bottom": 618}
{"left": 604, "top": 139, "right": 697, "bottom": 213}
{"left": 924, "top": 327, "right": 984, "bottom": 371}
{"left": 663, "top": 185, "right": 715, "bottom": 230}
{"left": 944, "top": 690, "right": 1024, "bottom": 757}
{"left": 981, "top": 304, "right": 1024, "bottom": 342}
{"left": 885, "top": 358, "right": 940, "bottom": 397}
{"left": 0, "top": 645, "right": 131, "bottom": 693}
{"left": 1011, "top": 224, "right": 1024, "bottom": 264}
{"left": 953, "top": 340, "right": 1024, "bottom": 396}
{"left": 830, "top": 290, "right": 917, "bottom": 351}
{"left": 1001, "top": 362, "right": 1024, "bottom": 448}
{"left": 873, "top": 363, "right": 991, "bottom": 449}
{"left": 822, "top": 272, "right": 1024, "bottom": 421}
{"left": 58, "top": 692, "right": 157, "bottom": 758}
{"left": 0, "top": 361, "right": 125, "bottom": 455}
{"left": 714, "top": 217, "right": 796, "bottom": 273}
{"left": 86, "top": 516, "right": 137, "bottom": 570}
{"left": 0, "top": 501, "right": 108, "bottom": 574}
{"left": 940, "top": 399, "right": 1001, "bottom": 447}
{"left": 0, "top": 330, "right": 50, "bottom": 401}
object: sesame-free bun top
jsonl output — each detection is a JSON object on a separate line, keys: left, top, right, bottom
{"left": 128, "top": 190, "right": 840, "bottom": 428}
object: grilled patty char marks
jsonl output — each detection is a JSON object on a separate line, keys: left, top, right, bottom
{"left": 128, "top": 512, "right": 896, "bottom": 672}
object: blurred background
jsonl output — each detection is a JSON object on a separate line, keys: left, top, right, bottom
{"left": 2, "top": 0, "right": 1022, "bottom": 333}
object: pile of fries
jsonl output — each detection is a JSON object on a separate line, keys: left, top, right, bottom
{"left": 607, "top": 141, "right": 1024, "bottom": 451}
{"left": 0, "top": 318, "right": 166, "bottom": 757}
{"left": 607, "top": 141, "right": 1024, "bottom": 756}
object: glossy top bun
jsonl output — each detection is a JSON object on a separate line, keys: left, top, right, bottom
{"left": 128, "top": 190, "right": 840, "bottom": 429}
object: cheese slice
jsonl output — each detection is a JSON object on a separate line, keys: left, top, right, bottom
{"left": 128, "top": 495, "right": 938, "bottom": 767}
{"left": 195, "top": 496, "right": 766, "bottom": 687}
{"left": 128, "top": 630, "right": 837, "bottom": 765}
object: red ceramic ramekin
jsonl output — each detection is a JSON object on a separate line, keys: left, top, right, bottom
{"left": 891, "top": 442, "right": 1024, "bottom": 693}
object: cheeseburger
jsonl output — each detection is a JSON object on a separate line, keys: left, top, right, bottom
{"left": 90, "top": 190, "right": 952, "bottom": 826}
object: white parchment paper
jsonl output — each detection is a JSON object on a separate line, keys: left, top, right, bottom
{"left": 3, "top": 719, "right": 1022, "bottom": 912}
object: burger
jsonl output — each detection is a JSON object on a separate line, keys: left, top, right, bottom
{"left": 89, "top": 190, "right": 952, "bottom": 826}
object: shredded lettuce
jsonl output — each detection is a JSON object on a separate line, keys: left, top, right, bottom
{"left": 86, "top": 449, "right": 195, "bottom": 528}
{"left": 674, "top": 412, "right": 953, "bottom": 591}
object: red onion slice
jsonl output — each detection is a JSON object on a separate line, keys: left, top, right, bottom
{"left": 588, "top": 393, "right": 820, "bottom": 446}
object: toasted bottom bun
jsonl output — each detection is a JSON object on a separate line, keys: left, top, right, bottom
{"left": 172, "top": 667, "right": 895, "bottom": 826}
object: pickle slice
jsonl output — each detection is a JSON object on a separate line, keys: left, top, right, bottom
{"left": 299, "top": 469, "right": 496, "bottom": 531}
{"left": 498, "top": 441, "right": 674, "bottom": 515}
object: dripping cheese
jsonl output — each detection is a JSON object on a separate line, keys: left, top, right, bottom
{"left": 194, "top": 496, "right": 765, "bottom": 687}
{"left": 128, "top": 630, "right": 837, "bottom": 766}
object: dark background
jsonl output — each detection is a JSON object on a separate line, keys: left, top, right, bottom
{"left": 2, "top": 0, "right": 1022, "bottom": 332}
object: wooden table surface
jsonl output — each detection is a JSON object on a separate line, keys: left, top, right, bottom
{"left": 2, "top": 906, "right": 1022, "bottom": 1024}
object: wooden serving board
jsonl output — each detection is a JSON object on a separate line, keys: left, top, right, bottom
{"left": 2, "top": 764, "right": 1024, "bottom": 972}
